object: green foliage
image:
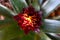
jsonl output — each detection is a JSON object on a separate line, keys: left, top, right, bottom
{"left": 10, "top": 0, "right": 28, "bottom": 13}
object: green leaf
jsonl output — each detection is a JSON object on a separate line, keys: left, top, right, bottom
{"left": 32, "top": 0, "right": 40, "bottom": 11}
{"left": 46, "top": 33, "right": 60, "bottom": 40}
{"left": 34, "top": 31, "right": 51, "bottom": 40}
{"left": 9, "top": 0, "right": 28, "bottom": 13}
{"left": 12, "top": 31, "right": 51, "bottom": 40}
{"left": 0, "top": 18, "right": 20, "bottom": 40}
{"left": 39, "top": 0, "right": 43, "bottom": 5}
{"left": 26, "top": 0, "right": 40, "bottom": 11}
{"left": 0, "top": 4, "right": 16, "bottom": 17}
{"left": 42, "top": 0, "right": 60, "bottom": 17}
{"left": 11, "top": 31, "right": 35, "bottom": 40}
{"left": 42, "top": 19, "right": 60, "bottom": 33}
{"left": 39, "top": 32, "right": 52, "bottom": 40}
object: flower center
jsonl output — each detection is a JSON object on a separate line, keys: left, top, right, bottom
{"left": 23, "top": 13, "right": 33, "bottom": 27}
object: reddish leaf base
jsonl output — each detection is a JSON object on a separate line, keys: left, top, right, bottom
{"left": 14, "top": 5, "right": 42, "bottom": 34}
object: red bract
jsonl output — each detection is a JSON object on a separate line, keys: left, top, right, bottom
{"left": 14, "top": 6, "right": 42, "bottom": 34}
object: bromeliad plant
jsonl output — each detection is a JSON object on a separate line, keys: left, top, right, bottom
{"left": 0, "top": 0, "right": 60, "bottom": 40}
